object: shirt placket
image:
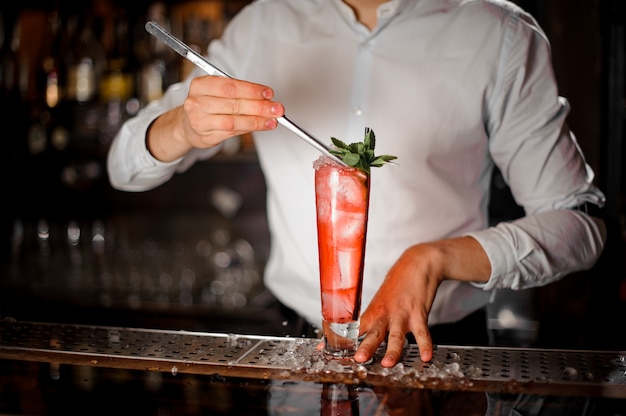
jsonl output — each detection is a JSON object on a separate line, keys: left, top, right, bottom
{"left": 345, "top": 2, "right": 400, "bottom": 138}
{"left": 347, "top": 34, "right": 373, "bottom": 138}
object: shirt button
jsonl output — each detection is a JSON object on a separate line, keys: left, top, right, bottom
{"left": 353, "top": 106, "right": 363, "bottom": 116}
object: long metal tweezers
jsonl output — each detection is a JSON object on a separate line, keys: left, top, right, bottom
{"left": 145, "top": 20, "right": 348, "bottom": 167}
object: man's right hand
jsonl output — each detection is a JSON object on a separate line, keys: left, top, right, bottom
{"left": 147, "top": 75, "right": 285, "bottom": 162}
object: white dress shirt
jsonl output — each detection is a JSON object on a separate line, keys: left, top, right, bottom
{"left": 107, "top": 0, "right": 606, "bottom": 328}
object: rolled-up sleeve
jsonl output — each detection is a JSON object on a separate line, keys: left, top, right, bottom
{"left": 106, "top": 70, "right": 220, "bottom": 192}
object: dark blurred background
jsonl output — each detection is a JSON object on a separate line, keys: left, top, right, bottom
{"left": 0, "top": 0, "right": 624, "bottom": 350}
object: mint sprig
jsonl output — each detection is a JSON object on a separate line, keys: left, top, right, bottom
{"left": 329, "top": 128, "right": 398, "bottom": 174}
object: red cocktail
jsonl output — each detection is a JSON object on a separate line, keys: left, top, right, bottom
{"left": 314, "top": 156, "right": 370, "bottom": 357}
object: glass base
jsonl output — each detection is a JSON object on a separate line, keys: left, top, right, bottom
{"left": 322, "top": 320, "right": 359, "bottom": 358}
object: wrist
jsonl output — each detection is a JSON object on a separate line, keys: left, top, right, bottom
{"left": 147, "top": 108, "right": 193, "bottom": 162}
{"left": 432, "top": 236, "right": 491, "bottom": 283}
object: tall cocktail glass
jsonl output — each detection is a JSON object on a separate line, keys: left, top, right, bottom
{"left": 314, "top": 156, "right": 370, "bottom": 358}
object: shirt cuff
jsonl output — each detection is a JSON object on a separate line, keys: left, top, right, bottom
{"left": 463, "top": 225, "right": 520, "bottom": 291}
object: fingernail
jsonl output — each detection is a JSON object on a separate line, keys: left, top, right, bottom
{"left": 262, "top": 88, "right": 273, "bottom": 99}
{"left": 265, "top": 118, "right": 278, "bottom": 129}
{"left": 382, "top": 355, "right": 395, "bottom": 367}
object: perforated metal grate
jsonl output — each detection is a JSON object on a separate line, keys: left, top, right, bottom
{"left": 1, "top": 319, "right": 625, "bottom": 398}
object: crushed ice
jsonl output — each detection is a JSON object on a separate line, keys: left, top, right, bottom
{"left": 253, "top": 339, "right": 484, "bottom": 381}
{"left": 225, "top": 333, "right": 253, "bottom": 348}
{"left": 107, "top": 330, "right": 120, "bottom": 344}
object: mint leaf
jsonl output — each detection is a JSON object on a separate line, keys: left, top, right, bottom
{"left": 329, "top": 128, "right": 398, "bottom": 174}
{"left": 330, "top": 137, "right": 350, "bottom": 150}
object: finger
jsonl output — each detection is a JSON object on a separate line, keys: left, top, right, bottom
{"left": 183, "top": 95, "right": 285, "bottom": 123}
{"left": 380, "top": 329, "right": 405, "bottom": 368}
{"left": 412, "top": 324, "right": 433, "bottom": 363}
{"left": 358, "top": 310, "right": 374, "bottom": 337}
{"left": 188, "top": 94, "right": 283, "bottom": 118}
{"left": 353, "top": 323, "right": 387, "bottom": 363}
{"left": 192, "top": 76, "right": 275, "bottom": 100}
{"left": 184, "top": 109, "right": 280, "bottom": 141}
{"left": 196, "top": 113, "right": 280, "bottom": 133}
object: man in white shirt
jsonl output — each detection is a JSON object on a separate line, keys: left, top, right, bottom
{"left": 107, "top": 0, "right": 606, "bottom": 367}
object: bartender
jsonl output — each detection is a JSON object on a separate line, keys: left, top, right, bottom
{"left": 107, "top": 0, "right": 606, "bottom": 367}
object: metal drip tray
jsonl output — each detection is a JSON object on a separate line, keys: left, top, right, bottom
{"left": 1, "top": 319, "right": 625, "bottom": 398}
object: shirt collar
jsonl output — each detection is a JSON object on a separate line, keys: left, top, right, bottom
{"left": 334, "top": 0, "right": 404, "bottom": 26}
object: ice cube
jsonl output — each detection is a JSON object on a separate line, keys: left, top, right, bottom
{"left": 337, "top": 174, "right": 367, "bottom": 212}
{"left": 336, "top": 210, "right": 366, "bottom": 249}
{"left": 337, "top": 248, "right": 361, "bottom": 285}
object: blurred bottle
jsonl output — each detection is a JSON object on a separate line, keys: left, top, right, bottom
{"left": 137, "top": 1, "right": 179, "bottom": 106}
{"left": 99, "top": 9, "right": 139, "bottom": 145}
{"left": 17, "top": 9, "right": 75, "bottom": 220}
{"left": 65, "top": 15, "right": 106, "bottom": 105}
{"left": 64, "top": 14, "right": 106, "bottom": 148}
{"left": 37, "top": 8, "right": 71, "bottom": 155}
{"left": 1, "top": 10, "right": 26, "bottom": 168}
{"left": 0, "top": 10, "right": 24, "bottom": 103}
{"left": 36, "top": 10, "right": 65, "bottom": 109}
{"left": 3, "top": 11, "right": 57, "bottom": 221}
{"left": 180, "top": 13, "right": 210, "bottom": 80}
{"left": 100, "top": 10, "right": 135, "bottom": 103}
{"left": 0, "top": 10, "right": 29, "bottom": 135}
{"left": 23, "top": 10, "right": 108, "bottom": 215}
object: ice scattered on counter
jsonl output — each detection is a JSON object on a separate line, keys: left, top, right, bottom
{"left": 562, "top": 367, "right": 578, "bottom": 378}
{"left": 225, "top": 333, "right": 253, "bottom": 348}
{"left": 465, "top": 365, "right": 484, "bottom": 378}
{"left": 355, "top": 364, "right": 368, "bottom": 377}
{"left": 108, "top": 330, "right": 120, "bottom": 344}
{"left": 309, "top": 360, "right": 326, "bottom": 373}
{"left": 256, "top": 339, "right": 361, "bottom": 374}
{"left": 443, "top": 362, "right": 463, "bottom": 377}
{"left": 379, "top": 359, "right": 483, "bottom": 382}
{"left": 324, "top": 360, "right": 346, "bottom": 373}
{"left": 171, "top": 366, "right": 178, "bottom": 376}
{"left": 226, "top": 333, "right": 238, "bottom": 347}
{"left": 252, "top": 339, "right": 486, "bottom": 382}
{"left": 377, "top": 364, "right": 405, "bottom": 380}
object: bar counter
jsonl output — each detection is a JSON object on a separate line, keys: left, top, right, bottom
{"left": 1, "top": 319, "right": 625, "bottom": 415}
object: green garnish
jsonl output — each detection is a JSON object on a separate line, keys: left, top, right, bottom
{"left": 329, "top": 128, "right": 398, "bottom": 174}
